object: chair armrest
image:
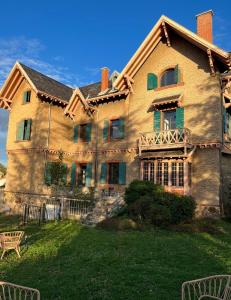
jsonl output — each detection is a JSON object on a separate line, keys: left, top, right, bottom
{"left": 199, "top": 296, "right": 223, "bottom": 300}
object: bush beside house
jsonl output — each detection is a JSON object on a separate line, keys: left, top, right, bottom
{"left": 124, "top": 180, "right": 196, "bottom": 227}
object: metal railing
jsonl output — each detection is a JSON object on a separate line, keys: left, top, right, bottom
{"left": 138, "top": 128, "right": 191, "bottom": 154}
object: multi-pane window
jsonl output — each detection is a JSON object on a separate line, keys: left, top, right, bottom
{"left": 179, "top": 162, "right": 184, "bottom": 187}
{"left": 79, "top": 124, "right": 87, "bottom": 142}
{"left": 16, "top": 119, "right": 32, "bottom": 141}
{"left": 156, "top": 162, "right": 162, "bottom": 185}
{"left": 160, "top": 68, "right": 177, "bottom": 87}
{"left": 143, "top": 162, "right": 149, "bottom": 181}
{"left": 23, "top": 91, "right": 31, "bottom": 104}
{"left": 142, "top": 161, "right": 187, "bottom": 188}
{"left": 150, "top": 163, "right": 155, "bottom": 182}
{"left": 171, "top": 162, "right": 177, "bottom": 186}
{"left": 110, "top": 119, "right": 121, "bottom": 139}
{"left": 108, "top": 163, "right": 120, "bottom": 184}
{"left": 163, "top": 162, "right": 168, "bottom": 186}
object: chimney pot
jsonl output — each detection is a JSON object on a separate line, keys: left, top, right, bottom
{"left": 196, "top": 10, "right": 214, "bottom": 43}
{"left": 101, "top": 67, "right": 109, "bottom": 92}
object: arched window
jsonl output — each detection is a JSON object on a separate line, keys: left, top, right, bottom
{"left": 160, "top": 67, "right": 179, "bottom": 87}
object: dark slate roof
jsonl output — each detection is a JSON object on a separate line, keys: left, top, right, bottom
{"left": 79, "top": 82, "right": 101, "bottom": 98}
{"left": 19, "top": 62, "right": 73, "bottom": 102}
{"left": 140, "top": 150, "right": 185, "bottom": 159}
{"left": 79, "top": 81, "right": 113, "bottom": 99}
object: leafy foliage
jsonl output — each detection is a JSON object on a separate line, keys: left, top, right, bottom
{"left": 125, "top": 180, "right": 196, "bottom": 226}
{"left": 0, "top": 163, "right": 6, "bottom": 177}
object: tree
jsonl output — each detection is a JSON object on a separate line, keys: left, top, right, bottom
{"left": 0, "top": 163, "right": 6, "bottom": 177}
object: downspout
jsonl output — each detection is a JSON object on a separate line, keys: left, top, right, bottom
{"left": 94, "top": 108, "right": 99, "bottom": 190}
{"left": 45, "top": 102, "right": 52, "bottom": 164}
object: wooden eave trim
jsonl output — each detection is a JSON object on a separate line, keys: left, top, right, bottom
{"left": 87, "top": 89, "right": 129, "bottom": 103}
{"left": 114, "top": 15, "right": 230, "bottom": 90}
{"left": 38, "top": 90, "right": 69, "bottom": 106}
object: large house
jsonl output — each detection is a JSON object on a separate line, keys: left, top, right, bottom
{"left": 0, "top": 11, "right": 231, "bottom": 216}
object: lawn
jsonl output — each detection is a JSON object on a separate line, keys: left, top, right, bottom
{"left": 0, "top": 214, "right": 231, "bottom": 300}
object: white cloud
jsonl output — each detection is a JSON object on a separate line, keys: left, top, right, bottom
{"left": 0, "top": 36, "right": 85, "bottom": 88}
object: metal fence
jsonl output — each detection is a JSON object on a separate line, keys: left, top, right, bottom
{"left": 22, "top": 198, "right": 93, "bottom": 224}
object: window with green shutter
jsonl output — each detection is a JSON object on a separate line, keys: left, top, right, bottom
{"left": 110, "top": 118, "right": 125, "bottom": 140}
{"left": 44, "top": 162, "right": 53, "bottom": 186}
{"left": 73, "top": 125, "right": 79, "bottom": 143}
{"left": 70, "top": 162, "right": 77, "bottom": 186}
{"left": 154, "top": 111, "right": 161, "bottom": 131}
{"left": 103, "top": 120, "right": 109, "bottom": 141}
{"left": 100, "top": 163, "right": 107, "bottom": 184}
{"left": 160, "top": 66, "right": 180, "bottom": 87}
{"left": 86, "top": 163, "right": 93, "bottom": 187}
{"left": 119, "top": 162, "right": 126, "bottom": 185}
{"left": 16, "top": 119, "right": 32, "bottom": 141}
{"left": 86, "top": 123, "right": 92, "bottom": 142}
{"left": 176, "top": 108, "right": 184, "bottom": 129}
{"left": 23, "top": 91, "right": 31, "bottom": 104}
{"left": 147, "top": 73, "right": 158, "bottom": 90}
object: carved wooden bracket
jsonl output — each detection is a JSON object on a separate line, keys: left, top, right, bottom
{"left": 207, "top": 49, "right": 215, "bottom": 75}
{"left": 162, "top": 21, "right": 171, "bottom": 47}
{"left": 124, "top": 74, "right": 134, "bottom": 94}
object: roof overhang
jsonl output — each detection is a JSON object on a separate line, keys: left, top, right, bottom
{"left": 114, "top": 15, "right": 231, "bottom": 90}
{"left": 0, "top": 61, "right": 70, "bottom": 110}
{"left": 149, "top": 93, "right": 183, "bottom": 111}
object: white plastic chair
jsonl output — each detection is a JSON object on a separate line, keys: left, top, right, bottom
{"left": 182, "top": 275, "right": 231, "bottom": 300}
{"left": 0, "top": 281, "right": 40, "bottom": 300}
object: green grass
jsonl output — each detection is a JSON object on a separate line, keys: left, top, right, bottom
{"left": 0, "top": 214, "right": 231, "bottom": 300}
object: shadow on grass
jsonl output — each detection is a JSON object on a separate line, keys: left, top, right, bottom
{"left": 0, "top": 215, "right": 231, "bottom": 300}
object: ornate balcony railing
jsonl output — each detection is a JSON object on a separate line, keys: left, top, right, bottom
{"left": 138, "top": 128, "right": 191, "bottom": 154}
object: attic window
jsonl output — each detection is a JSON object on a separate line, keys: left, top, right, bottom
{"left": 23, "top": 91, "right": 31, "bottom": 104}
{"left": 160, "top": 66, "right": 179, "bottom": 87}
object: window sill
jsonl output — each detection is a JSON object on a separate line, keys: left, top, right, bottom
{"left": 15, "top": 140, "right": 30, "bottom": 143}
{"left": 154, "top": 82, "right": 184, "bottom": 92}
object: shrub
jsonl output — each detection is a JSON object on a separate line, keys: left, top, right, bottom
{"left": 124, "top": 180, "right": 163, "bottom": 205}
{"left": 159, "top": 192, "right": 196, "bottom": 224}
{"left": 97, "top": 217, "right": 140, "bottom": 231}
{"left": 125, "top": 180, "right": 196, "bottom": 227}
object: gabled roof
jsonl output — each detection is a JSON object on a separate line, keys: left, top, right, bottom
{"left": 19, "top": 63, "right": 73, "bottom": 102}
{"left": 114, "top": 15, "right": 231, "bottom": 90}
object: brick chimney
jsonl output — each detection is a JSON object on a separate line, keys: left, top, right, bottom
{"left": 101, "top": 67, "right": 109, "bottom": 92}
{"left": 196, "top": 10, "right": 214, "bottom": 43}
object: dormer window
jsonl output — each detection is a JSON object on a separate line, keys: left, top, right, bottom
{"left": 160, "top": 65, "right": 179, "bottom": 87}
{"left": 23, "top": 91, "right": 31, "bottom": 104}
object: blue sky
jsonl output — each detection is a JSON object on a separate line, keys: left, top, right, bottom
{"left": 0, "top": 0, "right": 231, "bottom": 165}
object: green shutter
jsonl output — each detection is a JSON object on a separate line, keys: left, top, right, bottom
{"left": 103, "top": 120, "right": 109, "bottom": 141}
{"left": 86, "top": 123, "right": 92, "bottom": 142}
{"left": 86, "top": 163, "right": 93, "bottom": 187}
{"left": 100, "top": 163, "right": 107, "bottom": 184}
{"left": 16, "top": 121, "right": 25, "bottom": 141}
{"left": 23, "top": 91, "right": 27, "bottom": 104}
{"left": 119, "top": 162, "right": 126, "bottom": 185}
{"left": 24, "top": 119, "right": 32, "bottom": 140}
{"left": 62, "top": 163, "right": 67, "bottom": 185}
{"left": 44, "top": 162, "right": 52, "bottom": 185}
{"left": 119, "top": 118, "right": 125, "bottom": 139}
{"left": 147, "top": 73, "right": 158, "bottom": 90}
{"left": 74, "top": 125, "right": 79, "bottom": 143}
{"left": 70, "top": 162, "right": 77, "bottom": 186}
{"left": 176, "top": 108, "right": 184, "bottom": 129}
{"left": 154, "top": 111, "right": 161, "bottom": 131}
{"left": 174, "top": 65, "right": 180, "bottom": 84}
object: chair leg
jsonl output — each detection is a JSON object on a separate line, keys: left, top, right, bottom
{"left": 15, "top": 247, "right": 21, "bottom": 258}
{"left": 1, "top": 249, "right": 6, "bottom": 260}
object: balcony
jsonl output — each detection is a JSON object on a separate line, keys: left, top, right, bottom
{"left": 138, "top": 128, "right": 191, "bottom": 155}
